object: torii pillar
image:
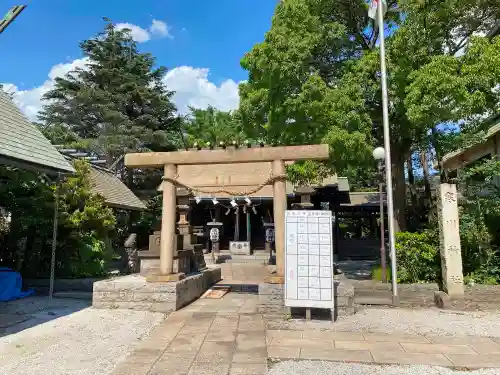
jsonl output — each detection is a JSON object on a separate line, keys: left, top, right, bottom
{"left": 125, "top": 144, "right": 329, "bottom": 282}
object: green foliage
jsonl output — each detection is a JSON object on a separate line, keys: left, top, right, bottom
{"left": 395, "top": 231, "right": 440, "bottom": 283}
{"left": 372, "top": 265, "right": 391, "bottom": 283}
{"left": 457, "top": 157, "right": 500, "bottom": 284}
{"left": 183, "top": 106, "right": 246, "bottom": 146}
{"left": 286, "top": 161, "right": 331, "bottom": 186}
{"left": 238, "top": 0, "right": 500, "bottom": 231}
{"left": 133, "top": 195, "right": 162, "bottom": 248}
{"left": 0, "top": 160, "right": 116, "bottom": 278}
{"left": 238, "top": 0, "right": 376, "bottom": 176}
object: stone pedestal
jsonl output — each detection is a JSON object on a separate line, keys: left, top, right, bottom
{"left": 437, "top": 183, "right": 464, "bottom": 298}
{"left": 138, "top": 249, "right": 191, "bottom": 275}
{"left": 230, "top": 241, "right": 251, "bottom": 255}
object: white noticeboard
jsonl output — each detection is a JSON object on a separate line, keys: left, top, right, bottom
{"left": 285, "top": 210, "right": 334, "bottom": 309}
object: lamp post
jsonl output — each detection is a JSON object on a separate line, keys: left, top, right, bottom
{"left": 369, "top": 0, "right": 399, "bottom": 304}
{"left": 373, "top": 147, "right": 387, "bottom": 283}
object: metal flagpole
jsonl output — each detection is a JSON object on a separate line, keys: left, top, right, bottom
{"left": 376, "top": 1, "right": 399, "bottom": 303}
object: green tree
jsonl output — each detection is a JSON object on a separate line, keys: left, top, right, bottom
{"left": 183, "top": 106, "right": 246, "bottom": 146}
{"left": 240, "top": 0, "right": 500, "bottom": 231}
{"left": 399, "top": 0, "right": 500, "bottom": 175}
{"left": 238, "top": 0, "right": 403, "bottom": 226}
{"left": 0, "top": 160, "right": 116, "bottom": 278}
{"left": 39, "top": 20, "right": 181, "bottom": 166}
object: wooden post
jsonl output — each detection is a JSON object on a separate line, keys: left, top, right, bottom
{"left": 246, "top": 210, "right": 251, "bottom": 243}
{"left": 272, "top": 159, "right": 286, "bottom": 282}
{"left": 234, "top": 207, "right": 240, "bottom": 241}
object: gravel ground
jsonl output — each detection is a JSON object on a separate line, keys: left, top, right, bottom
{"left": 268, "top": 361, "right": 500, "bottom": 375}
{"left": 268, "top": 307, "right": 500, "bottom": 337}
{"left": 0, "top": 300, "right": 165, "bottom": 375}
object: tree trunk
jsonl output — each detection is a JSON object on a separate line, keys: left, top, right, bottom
{"left": 430, "top": 126, "right": 447, "bottom": 182}
{"left": 407, "top": 153, "right": 417, "bottom": 209}
{"left": 392, "top": 151, "right": 407, "bottom": 232}
{"left": 420, "top": 150, "right": 432, "bottom": 206}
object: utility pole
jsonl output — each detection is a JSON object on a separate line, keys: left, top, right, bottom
{"left": 0, "top": 5, "right": 26, "bottom": 35}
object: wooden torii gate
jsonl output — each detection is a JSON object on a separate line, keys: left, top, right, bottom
{"left": 125, "top": 144, "right": 329, "bottom": 283}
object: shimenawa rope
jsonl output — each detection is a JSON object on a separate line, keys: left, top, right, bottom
{"left": 162, "top": 169, "right": 287, "bottom": 197}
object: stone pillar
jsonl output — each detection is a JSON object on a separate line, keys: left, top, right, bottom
{"left": 271, "top": 159, "right": 286, "bottom": 281}
{"left": 437, "top": 183, "right": 464, "bottom": 298}
{"left": 158, "top": 164, "right": 180, "bottom": 278}
{"left": 177, "top": 188, "right": 192, "bottom": 250}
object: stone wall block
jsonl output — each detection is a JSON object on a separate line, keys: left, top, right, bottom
{"left": 92, "top": 269, "right": 220, "bottom": 312}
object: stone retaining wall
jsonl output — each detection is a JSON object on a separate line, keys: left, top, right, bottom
{"left": 92, "top": 268, "right": 221, "bottom": 313}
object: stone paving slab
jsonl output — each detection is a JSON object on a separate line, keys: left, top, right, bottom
{"left": 110, "top": 293, "right": 500, "bottom": 374}
{"left": 266, "top": 328, "right": 500, "bottom": 369}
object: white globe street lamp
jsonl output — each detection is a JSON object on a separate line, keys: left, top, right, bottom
{"left": 372, "top": 147, "right": 386, "bottom": 161}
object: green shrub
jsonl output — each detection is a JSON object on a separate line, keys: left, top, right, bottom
{"left": 395, "top": 231, "right": 440, "bottom": 283}
{"left": 372, "top": 265, "right": 391, "bottom": 282}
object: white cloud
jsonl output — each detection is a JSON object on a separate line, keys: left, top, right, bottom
{"left": 3, "top": 58, "right": 89, "bottom": 121}
{"left": 164, "top": 66, "right": 240, "bottom": 114}
{"left": 3, "top": 60, "right": 240, "bottom": 121}
{"left": 115, "top": 22, "right": 151, "bottom": 43}
{"left": 115, "top": 19, "right": 173, "bottom": 43}
{"left": 150, "top": 19, "right": 172, "bottom": 39}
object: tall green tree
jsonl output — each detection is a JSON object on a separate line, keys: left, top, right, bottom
{"left": 396, "top": 0, "right": 500, "bottom": 179}
{"left": 39, "top": 20, "right": 181, "bottom": 166}
{"left": 240, "top": 0, "right": 500, "bottom": 231}
{"left": 239, "top": 0, "right": 404, "bottom": 226}
{"left": 183, "top": 106, "right": 246, "bottom": 146}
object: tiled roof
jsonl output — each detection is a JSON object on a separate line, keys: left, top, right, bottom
{"left": 0, "top": 91, "right": 75, "bottom": 174}
{"left": 89, "top": 166, "right": 146, "bottom": 211}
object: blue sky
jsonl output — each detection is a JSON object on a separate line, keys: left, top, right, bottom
{"left": 0, "top": 0, "right": 278, "bottom": 118}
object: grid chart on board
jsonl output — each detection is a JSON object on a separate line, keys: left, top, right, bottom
{"left": 284, "top": 210, "right": 334, "bottom": 309}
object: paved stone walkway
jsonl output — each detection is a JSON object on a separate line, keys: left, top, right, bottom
{"left": 215, "top": 263, "right": 271, "bottom": 285}
{"left": 110, "top": 292, "right": 500, "bottom": 374}
{"left": 111, "top": 294, "right": 266, "bottom": 375}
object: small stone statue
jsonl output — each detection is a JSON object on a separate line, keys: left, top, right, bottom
{"left": 124, "top": 233, "right": 138, "bottom": 273}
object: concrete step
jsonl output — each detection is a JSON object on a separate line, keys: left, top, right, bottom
{"left": 354, "top": 295, "right": 393, "bottom": 305}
